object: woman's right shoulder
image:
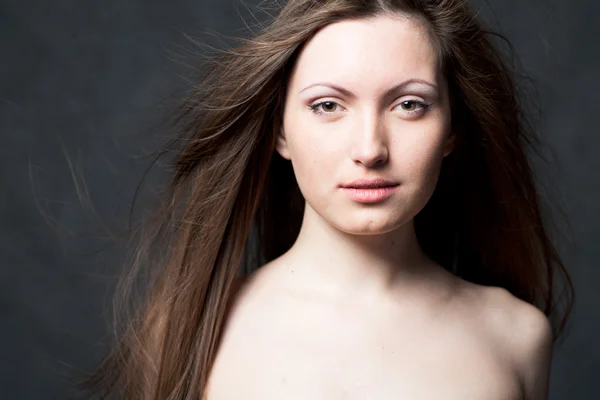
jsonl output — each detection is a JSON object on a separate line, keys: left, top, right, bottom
{"left": 225, "top": 267, "right": 267, "bottom": 313}
{"left": 225, "top": 257, "right": 294, "bottom": 318}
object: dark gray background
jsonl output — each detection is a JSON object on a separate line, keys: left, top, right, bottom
{"left": 1, "top": 0, "right": 598, "bottom": 398}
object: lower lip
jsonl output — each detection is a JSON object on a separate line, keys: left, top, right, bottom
{"left": 341, "top": 185, "right": 398, "bottom": 203}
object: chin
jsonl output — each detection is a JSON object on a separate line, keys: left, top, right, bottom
{"left": 330, "top": 212, "right": 411, "bottom": 236}
{"left": 305, "top": 194, "right": 423, "bottom": 236}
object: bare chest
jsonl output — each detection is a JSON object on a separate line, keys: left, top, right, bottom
{"left": 208, "top": 340, "right": 521, "bottom": 400}
{"left": 205, "top": 296, "right": 522, "bottom": 400}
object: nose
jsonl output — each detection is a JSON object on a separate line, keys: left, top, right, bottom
{"left": 350, "top": 115, "right": 389, "bottom": 168}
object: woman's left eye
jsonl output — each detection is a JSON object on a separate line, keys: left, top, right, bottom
{"left": 396, "top": 100, "right": 431, "bottom": 114}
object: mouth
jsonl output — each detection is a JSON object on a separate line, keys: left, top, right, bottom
{"left": 339, "top": 179, "right": 399, "bottom": 203}
{"left": 340, "top": 178, "right": 399, "bottom": 189}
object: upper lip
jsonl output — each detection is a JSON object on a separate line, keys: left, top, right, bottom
{"left": 340, "top": 178, "right": 399, "bottom": 189}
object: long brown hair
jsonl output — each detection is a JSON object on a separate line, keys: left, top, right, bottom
{"left": 78, "top": 0, "right": 574, "bottom": 398}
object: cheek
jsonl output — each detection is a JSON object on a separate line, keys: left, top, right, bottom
{"left": 287, "top": 133, "right": 338, "bottom": 193}
{"left": 399, "top": 134, "right": 447, "bottom": 192}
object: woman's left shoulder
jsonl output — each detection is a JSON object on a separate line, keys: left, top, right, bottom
{"left": 451, "top": 281, "right": 553, "bottom": 353}
{"left": 476, "top": 285, "right": 554, "bottom": 399}
{"left": 478, "top": 285, "right": 553, "bottom": 346}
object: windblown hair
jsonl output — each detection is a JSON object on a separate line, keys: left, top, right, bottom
{"left": 78, "top": 0, "right": 574, "bottom": 399}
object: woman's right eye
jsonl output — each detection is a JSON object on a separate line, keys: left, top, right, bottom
{"left": 308, "top": 101, "right": 342, "bottom": 115}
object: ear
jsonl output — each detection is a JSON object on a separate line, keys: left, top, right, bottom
{"left": 275, "top": 126, "right": 291, "bottom": 160}
{"left": 443, "top": 131, "right": 456, "bottom": 157}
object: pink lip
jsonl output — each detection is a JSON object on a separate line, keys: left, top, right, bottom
{"left": 340, "top": 178, "right": 399, "bottom": 189}
{"left": 341, "top": 186, "right": 397, "bottom": 203}
{"left": 339, "top": 179, "right": 399, "bottom": 204}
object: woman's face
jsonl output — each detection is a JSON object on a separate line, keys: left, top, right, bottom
{"left": 278, "top": 14, "right": 454, "bottom": 235}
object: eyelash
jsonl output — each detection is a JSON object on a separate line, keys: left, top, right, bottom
{"left": 308, "top": 99, "right": 432, "bottom": 117}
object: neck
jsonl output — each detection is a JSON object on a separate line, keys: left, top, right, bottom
{"left": 282, "top": 202, "right": 435, "bottom": 300}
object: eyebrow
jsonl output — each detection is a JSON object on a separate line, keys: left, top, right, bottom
{"left": 299, "top": 79, "right": 438, "bottom": 101}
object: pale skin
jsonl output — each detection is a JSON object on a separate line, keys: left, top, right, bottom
{"left": 205, "top": 13, "right": 553, "bottom": 400}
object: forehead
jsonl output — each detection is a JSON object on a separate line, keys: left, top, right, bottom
{"left": 288, "top": 14, "right": 442, "bottom": 92}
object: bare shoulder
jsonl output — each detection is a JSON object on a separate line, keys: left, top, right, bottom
{"left": 478, "top": 286, "right": 553, "bottom": 351}
{"left": 473, "top": 285, "right": 554, "bottom": 400}
{"left": 222, "top": 264, "right": 278, "bottom": 323}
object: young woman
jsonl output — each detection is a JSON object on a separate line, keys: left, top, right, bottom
{"left": 80, "top": 0, "right": 573, "bottom": 399}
